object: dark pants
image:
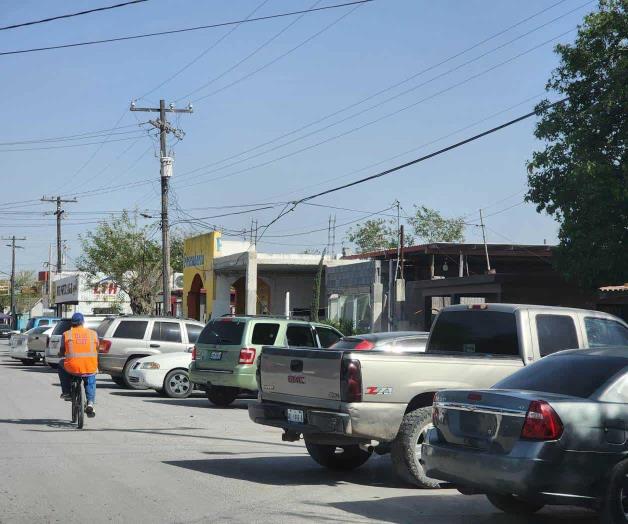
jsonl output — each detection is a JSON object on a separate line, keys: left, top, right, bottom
{"left": 58, "top": 359, "right": 96, "bottom": 402}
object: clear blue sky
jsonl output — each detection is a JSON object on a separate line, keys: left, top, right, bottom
{"left": 0, "top": 0, "right": 594, "bottom": 273}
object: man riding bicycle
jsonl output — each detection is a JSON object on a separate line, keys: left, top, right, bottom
{"left": 58, "top": 312, "right": 98, "bottom": 418}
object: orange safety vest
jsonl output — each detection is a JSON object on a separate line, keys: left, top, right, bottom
{"left": 63, "top": 326, "right": 98, "bottom": 375}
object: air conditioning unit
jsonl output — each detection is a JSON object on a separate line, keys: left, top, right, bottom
{"left": 172, "top": 273, "right": 184, "bottom": 291}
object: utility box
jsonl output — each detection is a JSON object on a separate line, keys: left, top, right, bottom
{"left": 395, "top": 278, "right": 405, "bottom": 302}
{"left": 161, "top": 156, "right": 173, "bottom": 178}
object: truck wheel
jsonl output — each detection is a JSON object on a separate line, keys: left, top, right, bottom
{"left": 391, "top": 406, "right": 440, "bottom": 488}
{"left": 486, "top": 494, "right": 544, "bottom": 515}
{"left": 600, "top": 458, "right": 628, "bottom": 524}
{"left": 206, "top": 386, "right": 238, "bottom": 407}
{"left": 304, "top": 439, "right": 372, "bottom": 471}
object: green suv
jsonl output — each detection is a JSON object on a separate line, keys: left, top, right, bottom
{"left": 189, "top": 316, "right": 343, "bottom": 406}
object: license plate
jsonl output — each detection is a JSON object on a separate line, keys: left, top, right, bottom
{"left": 209, "top": 351, "right": 222, "bottom": 361}
{"left": 286, "top": 409, "right": 304, "bottom": 424}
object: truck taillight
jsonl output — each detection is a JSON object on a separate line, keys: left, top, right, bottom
{"left": 341, "top": 359, "right": 362, "bottom": 402}
{"left": 353, "top": 340, "right": 375, "bottom": 350}
{"left": 98, "top": 339, "right": 111, "bottom": 354}
{"left": 238, "top": 347, "right": 256, "bottom": 365}
{"left": 521, "top": 400, "right": 563, "bottom": 441}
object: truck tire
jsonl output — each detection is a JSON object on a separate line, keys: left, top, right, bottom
{"left": 304, "top": 439, "right": 372, "bottom": 471}
{"left": 486, "top": 494, "right": 544, "bottom": 515}
{"left": 600, "top": 458, "right": 628, "bottom": 524}
{"left": 391, "top": 406, "right": 440, "bottom": 488}
{"left": 206, "top": 386, "right": 238, "bottom": 407}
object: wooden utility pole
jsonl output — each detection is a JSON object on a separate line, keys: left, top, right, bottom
{"left": 3, "top": 236, "right": 25, "bottom": 328}
{"left": 130, "top": 99, "right": 192, "bottom": 316}
{"left": 41, "top": 196, "right": 77, "bottom": 273}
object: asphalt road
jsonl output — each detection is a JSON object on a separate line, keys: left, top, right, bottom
{"left": 0, "top": 341, "right": 599, "bottom": 524}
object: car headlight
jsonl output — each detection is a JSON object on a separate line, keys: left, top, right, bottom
{"left": 140, "top": 362, "right": 160, "bottom": 369}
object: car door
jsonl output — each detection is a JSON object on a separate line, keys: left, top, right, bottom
{"left": 149, "top": 321, "right": 185, "bottom": 354}
{"left": 530, "top": 312, "right": 581, "bottom": 358}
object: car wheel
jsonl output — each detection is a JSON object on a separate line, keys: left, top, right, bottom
{"left": 391, "top": 406, "right": 440, "bottom": 488}
{"left": 163, "top": 369, "right": 192, "bottom": 399}
{"left": 206, "top": 386, "right": 238, "bottom": 407}
{"left": 486, "top": 493, "right": 544, "bottom": 515}
{"left": 111, "top": 377, "right": 125, "bottom": 386}
{"left": 20, "top": 359, "right": 35, "bottom": 366}
{"left": 122, "top": 358, "right": 149, "bottom": 390}
{"left": 601, "top": 459, "right": 628, "bottom": 524}
{"left": 304, "top": 439, "right": 372, "bottom": 471}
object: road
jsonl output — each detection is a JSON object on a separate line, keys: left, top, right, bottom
{"left": 0, "top": 341, "right": 598, "bottom": 524}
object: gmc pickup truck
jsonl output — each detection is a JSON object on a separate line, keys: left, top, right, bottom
{"left": 249, "top": 304, "right": 628, "bottom": 487}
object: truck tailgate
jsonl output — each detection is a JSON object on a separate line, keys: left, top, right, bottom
{"left": 260, "top": 347, "right": 343, "bottom": 410}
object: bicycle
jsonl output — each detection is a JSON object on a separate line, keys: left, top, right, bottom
{"left": 70, "top": 376, "right": 85, "bottom": 429}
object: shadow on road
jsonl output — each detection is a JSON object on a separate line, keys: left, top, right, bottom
{"left": 142, "top": 398, "right": 251, "bottom": 409}
{"left": 0, "top": 418, "right": 76, "bottom": 429}
{"left": 325, "top": 495, "right": 598, "bottom": 524}
{"left": 164, "top": 454, "right": 408, "bottom": 489}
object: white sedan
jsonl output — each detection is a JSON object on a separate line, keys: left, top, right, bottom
{"left": 127, "top": 351, "right": 194, "bottom": 398}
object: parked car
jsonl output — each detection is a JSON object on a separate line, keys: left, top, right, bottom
{"left": 128, "top": 351, "right": 195, "bottom": 398}
{"left": 97, "top": 316, "right": 205, "bottom": 389}
{"left": 249, "top": 304, "right": 628, "bottom": 487}
{"left": 24, "top": 316, "right": 59, "bottom": 331}
{"left": 331, "top": 331, "right": 429, "bottom": 352}
{"left": 8, "top": 328, "right": 34, "bottom": 362}
{"left": 0, "top": 325, "right": 18, "bottom": 339}
{"left": 190, "top": 316, "right": 343, "bottom": 407}
{"left": 45, "top": 315, "right": 112, "bottom": 369}
{"left": 25, "top": 325, "right": 55, "bottom": 364}
{"left": 422, "top": 346, "right": 628, "bottom": 522}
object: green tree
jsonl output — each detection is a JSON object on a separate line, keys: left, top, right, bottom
{"left": 409, "top": 206, "right": 465, "bottom": 243}
{"left": 526, "top": 0, "right": 627, "bottom": 288}
{"left": 347, "top": 219, "right": 399, "bottom": 253}
{"left": 170, "top": 233, "right": 184, "bottom": 274}
{"left": 77, "top": 212, "right": 162, "bottom": 314}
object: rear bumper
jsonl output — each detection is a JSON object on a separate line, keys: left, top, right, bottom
{"left": 421, "top": 429, "right": 612, "bottom": 507}
{"left": 98, "top": 355, "right": 126, "bottom": 377}
{"left": 189, "top": 365, "right": 257, "bottom": 391}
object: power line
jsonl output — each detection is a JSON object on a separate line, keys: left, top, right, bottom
{"left": 0, "top": 133, "right": 149, "bottom": 152}
{"left": 0, "top": 124, "right": 144, "bottom": 146}
{"left": 0, "top": 1, "right": 374, "bottom": 57}
{"left": 0, "top": 0, "right": 148, "bottom": 31}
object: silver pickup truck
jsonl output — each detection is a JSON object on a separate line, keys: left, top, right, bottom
{"left": 249, "top": 304, "right": 628, "bottom": 487}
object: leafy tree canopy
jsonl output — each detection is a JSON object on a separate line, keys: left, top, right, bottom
{"left": 527, "top": 0, "right": 627, "bottom": 288}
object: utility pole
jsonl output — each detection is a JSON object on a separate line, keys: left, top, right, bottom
{"left": 131, "top": 99, "right": 192, "bottom": 316}
{"left": 41, "top": 196, "right": 77, "bottom": 273}
{"left": 479, "top": 209, "right": 492, "bottom": 272}
{"left": 3, "top": 236, "right": 25, "bottom": 329}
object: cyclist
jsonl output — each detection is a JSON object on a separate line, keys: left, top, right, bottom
{"left": 58, "top": 312, "right": 98, "bottom": 418}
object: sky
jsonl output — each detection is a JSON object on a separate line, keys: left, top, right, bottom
{"left": 0, "top": 0, "right": 596, "bottom": 275}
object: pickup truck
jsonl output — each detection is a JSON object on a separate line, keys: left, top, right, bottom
{"left": 249, "top": 304, "right": 628, "bottom": 487}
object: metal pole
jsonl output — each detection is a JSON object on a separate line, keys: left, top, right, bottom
{"left": 479, "top": 209, "right": 491, "bottom": 272}
{"left": 159, "top": 99, "right": 171, "bottom": 316}
{"left": 10, "top": 237, "right": 15, "bottom": 325}
{"left": 56, "top": 197, "right": 63, "bottom": 273}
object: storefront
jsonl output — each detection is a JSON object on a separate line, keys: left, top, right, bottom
{"left": 54, "top": 273, "right": 132, "bottom": 316}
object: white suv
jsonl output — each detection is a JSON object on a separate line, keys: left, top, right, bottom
{"left": 45, "top": 316, "right": 111, "bottom": 369}
{"left": 97, "top": 316, "right": 205, "bottom": 389}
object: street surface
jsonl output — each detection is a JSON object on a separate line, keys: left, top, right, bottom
{"left": 0, "top": 340, "right": 598, "bottom": 524}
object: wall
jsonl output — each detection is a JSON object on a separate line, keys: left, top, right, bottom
{"left": 183, "top": 232, "right": 219, "bottom": 319}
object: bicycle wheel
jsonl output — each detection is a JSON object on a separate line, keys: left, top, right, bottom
{"left": 76, "top": 381, "right": 84, "bottom": 430}
{"left": 71, "top": 381, "right": 78, "bottom": 423}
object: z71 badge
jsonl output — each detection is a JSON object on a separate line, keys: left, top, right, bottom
{"left": 365, "top": 386, "right": 393, "bottom": 395}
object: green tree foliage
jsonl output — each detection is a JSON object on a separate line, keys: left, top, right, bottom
{"left": 527, "top": 0, "right": 627, "bottom": 288}
{"left": 170, "top": 233, "right": 184, "bottom": 274}
{"left": 347, "top": 219, "right": 401, "bottom": 253}
{"left": 408, "top": 206, "right": 465, "bottom": 243}
{"left": 77, "top": 212, "right": 162, "bottom": 314}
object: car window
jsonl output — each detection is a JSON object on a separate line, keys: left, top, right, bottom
{"left": 151, "top": 321, "right": 182, "bottom": 343}
{"left": 495, "top": 354, "right": 628, "bottom": 398}
{"left": 251, "top": 323, "right": 280, "bottom": 345}
{"left": 429, "top": 310, "right": 520, "bottom": 356}
{"left": 185, "top": 323, "right": 203, "bottom": 344}
{"left": 316, "top": 326, "right": 342, "bottom": 348}
{"left": 286, "top": 325, "right": 316, "bottom": 347}
{"left": 602, "top": 373, "right": 628, "bottom": 403}
{"left": 85, "top": 319, "right": 104, "bottom": 330}
{"left": 113, "top": 320, "right": 148, "bottom": 340}
{"left": 39, "top": 319, "right": 49, "bottom": 326}
{"left": 96, "top": 318, "right": 114, "bottom": 338}
{"left": 198, "top": 319, "right": 245, "bottom": 345}
{"left": 30, "top": 326, "right": 48, "bottom": 335}
{"left": 52, "top": 320, "right": 72, "bottom": 336}
{"left": 536, "top": 314, "right": 579, "bottom": 356}
{"left": 585, "top": 317, "right": 628, "bottom": 347}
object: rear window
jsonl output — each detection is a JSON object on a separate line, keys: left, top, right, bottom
{"left": 52, "top": 319, "right": 73, "bottom": 336}
{"left": 428, "top": 310, "right": 520, "bottom": 356}
{"left": 198, "top": 319, "right": 245, "bottom": 345}
{"left": 494, "top": 354, "right": 628, "bottom": 398}
{"left": 585, "top": 317, "right": 628, "bottom": 347}
{"left": 286, "top": 325, "right": 316, "bottom": 347}
{"left": 536, "top": 314, "right": 578, "bottom": 356}
{"left": 251, "top": 323, "right": 280, "bottom": 345}
{"left": 113, "top": 320, "right": 148, "bottom": 340}
{"left": 38, "top": 319, "right": 49, "bottom": 326}
{"left": 185, "top": 323, "right": 203, "bottom": 344}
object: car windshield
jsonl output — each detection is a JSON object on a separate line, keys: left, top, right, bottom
{"left": 198, "top": 319, "right": 245, "bottom": 345}
{"left": 51, "top": 319, "right": 73, "bottom": 336}
{"left": 494, "top": 354, "right": 628, "bottom": 398}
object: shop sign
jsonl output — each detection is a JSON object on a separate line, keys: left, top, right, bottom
{"left": 184, "top": 254, "right": 204, "bottom": 268}
{"left": 55, "top": 275, "right": 79, "bottom": 303}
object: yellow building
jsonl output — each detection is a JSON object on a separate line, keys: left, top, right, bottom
{"left": 182, "top": 231, "right": 221, "bottom": 321}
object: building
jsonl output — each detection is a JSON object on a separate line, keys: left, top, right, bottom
{"left": 53, "top": 272, "right": 132, "bottom": 316}
{"left": 182, "top": 231, "right": 356, "bottom": 322}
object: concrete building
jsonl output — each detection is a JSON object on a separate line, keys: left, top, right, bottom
{"left": 53, "top": 272, "right": 132, "bottom": 316}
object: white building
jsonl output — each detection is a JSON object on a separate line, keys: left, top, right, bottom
{"left": 53, "top": 272, "right": 132, "bottom": 316}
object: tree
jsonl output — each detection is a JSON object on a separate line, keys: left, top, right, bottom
{"left": 408, "top": 206, "right": 465, "bottom": 243}
{"left": 526, "top": 0, "right": 627, "bottom": 288}
{"left": 170, "top": 233, "right": 184, "bottom": 274}
{"left": 77, "top": 212, "right": 162, "bottom": 314}
{"left": 347, "top": 219, "right": 399, "bottom": 253}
